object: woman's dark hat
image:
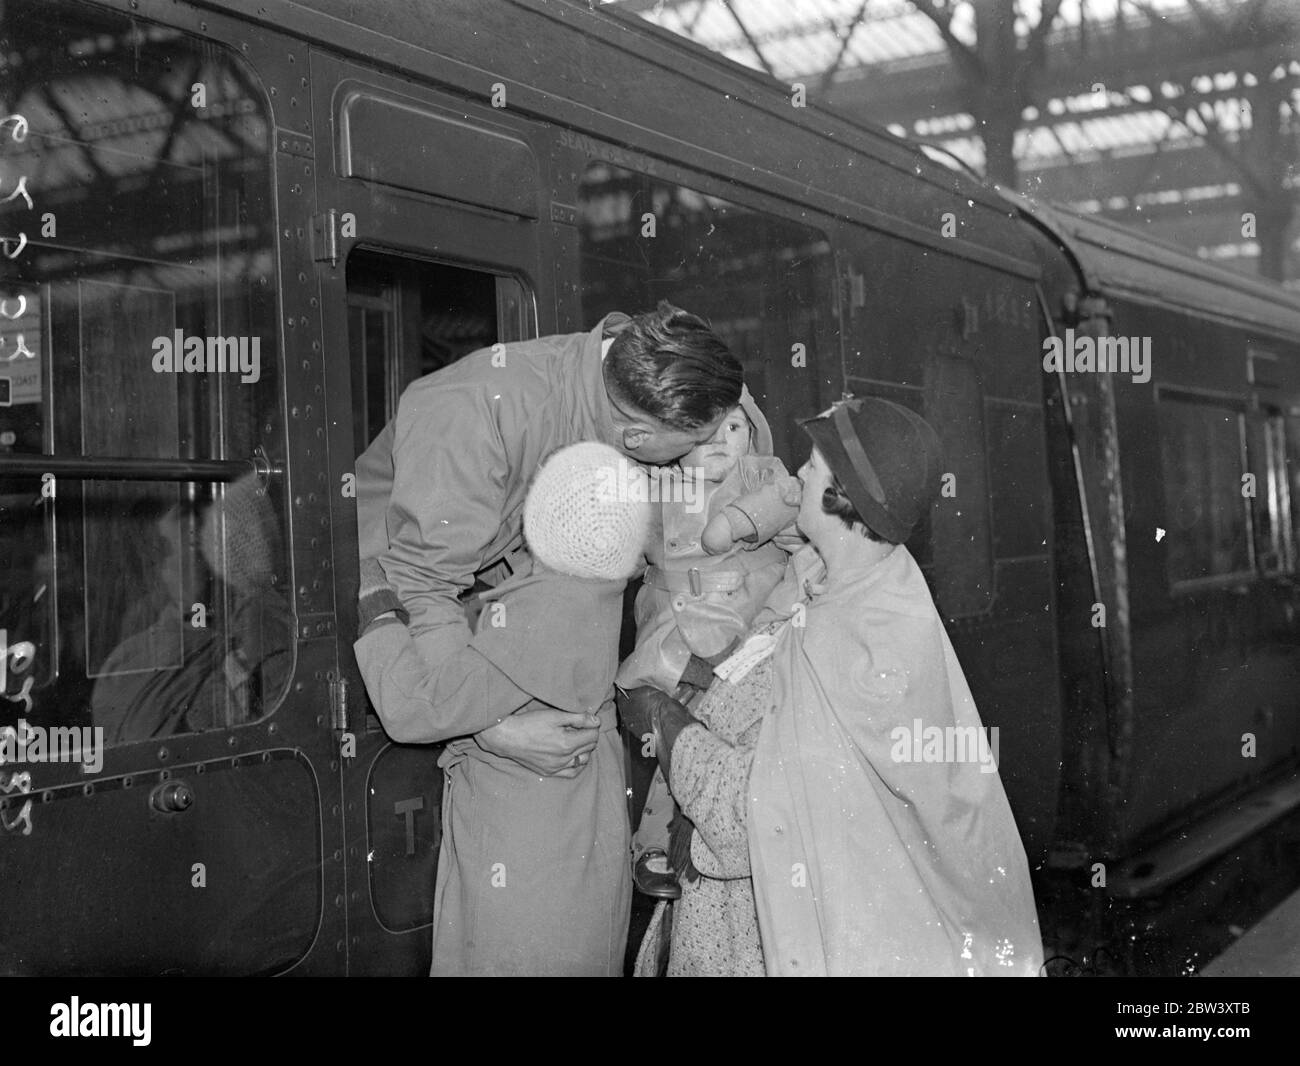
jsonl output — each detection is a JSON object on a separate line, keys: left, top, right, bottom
{"left": 798, "top": 397, "right": 943, "bottom": 544}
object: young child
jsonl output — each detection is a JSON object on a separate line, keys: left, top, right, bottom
{"left": 354, "top": 441, "right": 652, "bottom": 976}
{"left": 616, "top": 391, "right": 802, "bottom": 895}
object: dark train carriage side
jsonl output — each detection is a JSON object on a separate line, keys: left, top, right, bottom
{"left": 307, "top": 0, "right": 1068, "bottom": 969}
{"left": 1018, "top": 201, "right": 1300, "bottom": 957}
{"left": 11, "top": 0, "right": 1268, "bottom": 975}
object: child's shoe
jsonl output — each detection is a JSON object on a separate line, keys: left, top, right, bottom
{"left": 633, "top": 848, "right": 681, "bottom": 900}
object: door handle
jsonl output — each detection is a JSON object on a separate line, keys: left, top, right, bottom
{"left": 150, "top": 780, "right": 195, "bottom": 814}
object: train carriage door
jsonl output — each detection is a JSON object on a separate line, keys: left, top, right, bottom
{"left": 308, "top": 51, "right": 543, "bottom": 974}
{"left": 1243, "top": 349, "right": 1300, "bottom": 763}
{"left": 0, "top": 0, "right": 341, "bottom": 975}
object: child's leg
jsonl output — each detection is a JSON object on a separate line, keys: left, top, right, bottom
{"left": 632, "top": 766, "right": 675, "bottom": 860}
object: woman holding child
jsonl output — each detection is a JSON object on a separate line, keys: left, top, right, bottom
{"left": 620, "top": 396, "right": 1043, "bottom": 976}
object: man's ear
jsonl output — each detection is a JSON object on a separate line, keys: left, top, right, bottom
{"left": 622, "top": 425, "right": 652, "bottom": 451}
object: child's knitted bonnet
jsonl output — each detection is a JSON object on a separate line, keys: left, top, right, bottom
{"left": 524, "top": 441, "right": 651, "bottom": 581}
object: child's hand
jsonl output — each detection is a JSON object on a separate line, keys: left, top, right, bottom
{"left": 775, "top": 475, "right": 803, "bottom": 507}
{"left": 700, "top": 512, "right": 736, "bottom": 554}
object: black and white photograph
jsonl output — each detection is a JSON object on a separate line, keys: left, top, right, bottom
{"left": 0, "top": 0, "right": 1298, "bottom": 1033}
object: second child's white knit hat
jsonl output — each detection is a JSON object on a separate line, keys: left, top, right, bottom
{"left": 524, "top": 442, "right": 651, "bottom": 581}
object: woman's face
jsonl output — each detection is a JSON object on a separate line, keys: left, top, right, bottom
{"left": 795, "top": 446, "right": 835, "bottom": 542}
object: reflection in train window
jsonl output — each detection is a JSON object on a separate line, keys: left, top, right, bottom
{"left": 1289, "top": 413, "right": 1300, "bottom": 567}
{"left": 1254, "top": 412, "right": 1296, "bottom": 575}
{"left": 0, "top": 0, "right": 289, "bottom": 747}
{"left": 576, "top": 163, "right": 835, "bottom": 465}
{"left": 1157, "top": 396, "right": 1253, "bottom": 585}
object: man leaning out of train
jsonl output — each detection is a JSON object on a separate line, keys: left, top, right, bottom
{"left": 352, "top": 302, "right": 745, "bottom": 974}
{"left": 356, "top": 443, "right": 652, "bottom": 976}
{"left": 354, "top": 301, "right": 742, "bottom": 782}
{"left": 619, "top": 398, "right": 1044, "bottom": 976}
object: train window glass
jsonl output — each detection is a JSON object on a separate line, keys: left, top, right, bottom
{"left": 1289, "top": 413, "right": 1300, "bottom": 567}
{"left": 924, "top": 356, "right": 994, "bottom": 616}
{"left": 576, "top": 163, "right": 835, "bottom": 465}
{"left": 1255, "top": 411, "right": 1296, "bottom": 574}
{"left": 346, "top": 249, "right": 532, "bottom": 456}
{"left": 986, "top": 403, "right": 1049, "bottom": 561}
{"left": 1156, "top": 396, "right": 1253, "bottom": 585}
{"left": 0, "top": 0, "right": 289, "bottom": 747}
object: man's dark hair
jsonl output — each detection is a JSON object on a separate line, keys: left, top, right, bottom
{"left": 604, "top": 301, "right": 743, "bottom": 430}
{"left": 821, "top": 471, "right": 890, "bottom": 543}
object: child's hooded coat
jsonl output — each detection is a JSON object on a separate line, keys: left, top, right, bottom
{"left": 617, "top": 389, "right": 796, "bottom": 692}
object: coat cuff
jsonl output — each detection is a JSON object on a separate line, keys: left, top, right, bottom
{"left": 723, "top": 505, "right": 759, "bottom": 542}
{"left": 680, "top": 654, "right": 716, "bottom": 691}
{"left": 358, "top": 585, "right": 408, "bottom": 633}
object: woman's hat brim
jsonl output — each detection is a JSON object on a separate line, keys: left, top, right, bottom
{"left": 798, "top": 410, "right": 907, "bottom": 543}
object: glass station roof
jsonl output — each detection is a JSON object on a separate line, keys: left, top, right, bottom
{"left": 613, "top": 1, "right": 1300, "bottom": 285}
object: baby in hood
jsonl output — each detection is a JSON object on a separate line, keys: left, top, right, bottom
{"left": 617, "top": 395, "right": 802, "bottom": 898}
{"left": 354, "top": 441, "right": 651, "bottom": 976}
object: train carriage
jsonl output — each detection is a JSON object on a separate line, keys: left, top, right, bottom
{"left": 0, "top": 0, "right": 1297, "bottom": 975}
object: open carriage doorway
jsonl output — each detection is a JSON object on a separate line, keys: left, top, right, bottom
{"left": 339, "top": 245, "right": 535, "bottom": 972}
{"left": 346, "top": 250, "right": 531, "bottom": 459}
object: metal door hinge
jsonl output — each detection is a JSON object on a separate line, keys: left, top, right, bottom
{"left": 312, "top": 209, "right": 339, "bottom": 266}
{"left": 328, "top": 673, "right": 349, "bottom": 732}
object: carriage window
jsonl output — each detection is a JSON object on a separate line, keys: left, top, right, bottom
{"left": 1254, "top": 411, "right": 1296, "bottom": 574}
{"left": 0, "top": 0, "right": 288, "bottom": 750}
{"left": 1289, "top": 414, "right": 1300, "bottom": 567}
{"left": 576, "top": 162, "right": 835, "bottom": 466}
{"left": 1157, "top": 395, "right": 1253, "bottom": 585}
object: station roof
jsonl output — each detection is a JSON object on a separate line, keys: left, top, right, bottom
{"left": 616, "top": 1, "right": 1235, "bottom": 89}
{"left": 614, "top": 1, "right": 1300, "bottom": 288}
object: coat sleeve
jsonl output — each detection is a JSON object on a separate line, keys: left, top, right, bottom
{"left": 355, "top": 419, "right": 397, "bottom": 563}
{"left": 669, "top": 724, "right": 755, "bottom": 879}
{"left": 728, "top": 457, "right": 801, "bottom": 547}
{"left": 353, "top": 619, "right": 533, "bottom": 743}
{"left": 380, "top": 380, "right": 514, "bottom": 682}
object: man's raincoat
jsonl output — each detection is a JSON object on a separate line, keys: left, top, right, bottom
{"left": 671, "top": 544, "right": 1043, "bottom": 976}
{"left": 355, "top": 568, "right": 630, "bottom": 975}
{"left": 355, "top": 315, "right": 627, "bottom": 709}
{"left": 353, "top": 316, "right": 633, "bottom": 974}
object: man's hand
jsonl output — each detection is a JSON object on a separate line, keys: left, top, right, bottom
{"left": 475, "top": 705, "right": 600, "bottom": 778}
